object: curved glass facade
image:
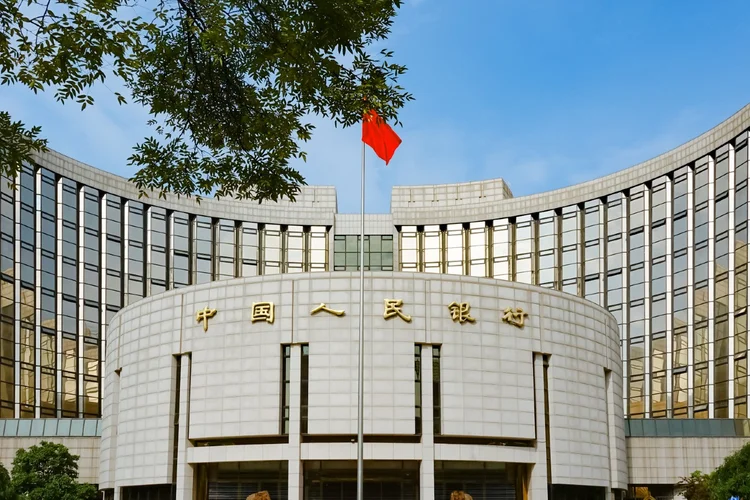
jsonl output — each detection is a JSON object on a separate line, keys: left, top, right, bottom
{"left": 0, "top": 166, "right": 332, "bottom": 418}
{"left": 3, "top": 106, "right": 750, "bottom": 423}
{"left": 397, "top": 133, "right": 749, "bottom": 420}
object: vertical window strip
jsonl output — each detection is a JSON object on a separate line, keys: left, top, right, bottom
{"left": 241, "top": 222, "right": 258, "bottom": 277}
{"left": 1, "top": 172, "right": 16, "bottom": 417}
{"left": 308, "top": 226, "right": 328, "bottom": 272}
{"left": 82, "top": 185, "right": 103, "bottom": 417}
{"left": 171, "top": 355, "right": 182, "bottom": 487}
{"left": 280, "top": 344, "right": 292, "bottom": 436}
{"left": 215, "top": 219, "right": 236, "bottom": 280}
{"left": 468, "top": 222, "right": 487, "bottom": 277}
{"left": 399, "top": 226, "right": 419, "bottom": 272}
{"left": 280, "top": 345, "right": 291, "bottom": 435}
{"left": 414, "top": 345, "right": 421, "bottom": 435}
{"left": 284, "top": 225, "right": 304, "bottom": 273}
{"left": 432, "top": 346, "right": 441, "bottom": 436}
{"left": 60, "top": 179, "right": 78, "bottom": 417}
{"left": 125, "top": 201, "right": 145, "bottom": 306}
{"left": 300, "top": 344, "right": 309, "bottom": 435}
{"left": 148, "top": 207, "right": 168, "bottom": 295}
{"left": 261, "top": 223, "right": 282, "bottom": 275}
{"left": 193, "top": 216, "right": 212, "bottom": 284}
{"left": 171, "top": 212, "right": 190, "bottom": 289}
{"left": 19, "top": 165, "right": 35, "bottom": 418}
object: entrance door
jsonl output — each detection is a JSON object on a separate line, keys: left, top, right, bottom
{"left": 304, "top": 460, "right": 419, "bottom": 500}
{"left": 198, "top": 461, "right": 288, "bottom": 500}
{"left": 434, "top": 461, "right": 518, "bottom": 500}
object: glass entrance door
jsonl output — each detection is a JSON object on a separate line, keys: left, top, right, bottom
{"left": 434, "top": 461, "right": 519, "bottom": 500}
{"left": 304, "top": 460, "right": 419, "bottom": 500}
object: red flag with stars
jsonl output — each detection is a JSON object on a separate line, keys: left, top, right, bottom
{"left": 362, "top": 109, "right": 402, "bottom": 165}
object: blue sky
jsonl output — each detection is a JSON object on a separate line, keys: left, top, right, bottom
{"left": 2, "top": 0, "right": 750, "bottom": 213}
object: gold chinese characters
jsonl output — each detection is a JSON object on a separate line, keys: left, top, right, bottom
{"left": 448, "top": 302, "right": 475, "bottom": 324}
{"left": 251, "top": 302, "right": 275, "bottom": 324}
{"left": 195, "top": 307, "right": 217, "bottom": 332}
{"left": 502, "top": 307, "right": 528, "bottom": 328}
{"left": 383, "top": 299, "right": 412, "bottom": 323}
{"left": 199, "top": 299, "right": 529, "bottom": 328}
{"left": 310, "top": 303, "right": 345, "bottom": 317}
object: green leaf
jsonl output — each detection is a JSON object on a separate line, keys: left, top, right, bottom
{"left": 1, "top": 0, "right": 412, "bottom": 201}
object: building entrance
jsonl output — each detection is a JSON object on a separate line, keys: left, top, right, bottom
{"left": 303, "top": 460, "right": 419, "bottom": 500}
{"left": 195, "top": 461, "right": 288, "bottom": 500}
{"left": 434, "top": 461, "right": 523, "bottom": 500}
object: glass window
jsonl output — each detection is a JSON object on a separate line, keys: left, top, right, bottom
{"left": 715, "top": 147, "right": 730, "bottom": 195}
{"left": 148, "top": 207, "right": 168, "bottom": 294}
{"left": 673, "top": 327, "right": 688, "bottom": 368}
{"left": 104, "top": 195, "right": 123, "bottom": 316}
{"left": 694, "top": 363, "right": 709, "bottom": 406}
{"left": 433, "top": 346, "right": 441, "bottom": 435}
{"left": 215, "top": 219, "right": 236, "bottom": 280}
{"left": 651, "top": 178, "right": 668, "bottom": 222}
{"left": 194, "top": 216, "right": 213, "bottom": 283}
{"left": 423, "top": 225, "right": 442, "bottom": 273}
{"left": 241, "top": 222, "right": 259, "bottom": 276}
{"left": 281, "top": 345, "right": 291, "bottom": 435}
{"left": 262, "top": 224, "right": 281, "bottom": 275}
{"left": 172, "top": 212, "right": 190, "bottom": 288}
{"left": 301, "top": 344, "right": 309, "bottom": 434}
{"left": 694, "top": 158, "right": 709, "bottom": 205}
{"left": 414, "top": 345, "right": 422, "bottom": 435}
{"left": 308, "top": 226, "right": 328, "bottom": 272}
{"left": 492, "top": 219, "right": 511, "bottom": 280}
{"left": 399, "top": 226, "right": 418, "bottom": 272}
{"left": 629, "top": 187, "right": 645, "bottom": 229}
{"left": 334, "top": 234, "right": 392, "bottom": 272}
{"left": 284, "top": 225, "right": 304, "bottom": 273}
{"left": 126, "top": 201, "right": 145, "bottom": 305}
{"left": 445, "top": 223, "right": 464, "bottom": 275}
{"left": 467, "top": 222, "right": 486, "bottom": 277}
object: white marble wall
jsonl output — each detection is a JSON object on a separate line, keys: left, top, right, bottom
{"left": 99, "top": 273, "right": 627, "bottom": 496}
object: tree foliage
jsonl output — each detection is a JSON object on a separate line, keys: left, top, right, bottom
{"left": 0, "top": 462, "right": 15, "bottom": 500}
{"left": 10, "top": 441, "right": 95, "bottom": 500}
{"left": 708, "top": 440, "right": 750, "bottom": 500}
{"left": 676, "top": 471, "right": 711, "bottom": 500}
{"left": 0, "top": 0, "right": 412, "bottom": 202}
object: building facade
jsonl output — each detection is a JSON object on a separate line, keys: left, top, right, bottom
{"left": 98, "top": 274, "right": 626, "bottom": 500}
{"left": 1, "top": 104, "right": 750, "bottom": 497}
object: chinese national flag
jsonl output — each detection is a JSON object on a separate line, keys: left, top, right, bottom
{"left": 362, "top": 109, "right": 402, "bottom": 165}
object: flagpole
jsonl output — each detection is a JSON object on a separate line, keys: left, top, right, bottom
{"left": 356, "top": 141, "right": 366, "bottom": 500}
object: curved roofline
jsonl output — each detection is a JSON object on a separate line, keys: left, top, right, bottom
{"left": 391, "top": 103, "right": 750, "bottom": 225}
{"left": 32, "top": 147, "right": 338, "bottom": 226}
{"left": 30, "top": 103, "right": 750, "bottom": 227}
